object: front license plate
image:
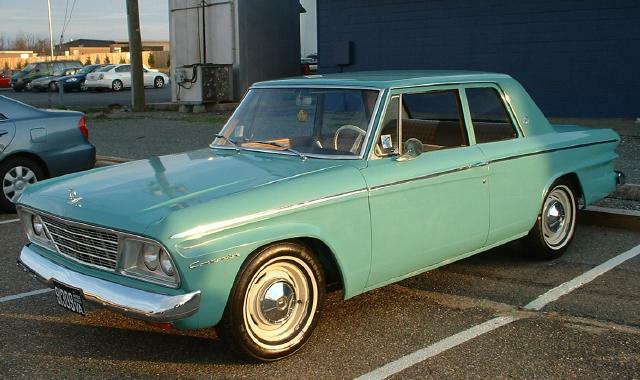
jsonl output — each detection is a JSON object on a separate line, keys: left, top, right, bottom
{"left": 53, "top": 281, "right": 85, "bottom": 316}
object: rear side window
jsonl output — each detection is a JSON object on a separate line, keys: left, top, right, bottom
{"left": 401, "top": 90, "right": 468, "bottom": 151}
{"left": 466, "top": 87, "right": 517, "bottom": 143}
{"left": 115, "top": 65, "right": 131, "bottom": 73}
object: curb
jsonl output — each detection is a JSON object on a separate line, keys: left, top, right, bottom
{"left": 579, "top": 206, "right": 640, "bottom": 232}
{"left": 95, "top": 155, "right": 132, "bottom": 167}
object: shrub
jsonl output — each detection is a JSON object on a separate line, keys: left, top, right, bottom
{"left": 119, "top": 56, "right": 126, "bottom": 64}
{"left": 95, "top": 55, "right": 101, "bottom": 64}
{"left": 147, "top": 53, "right": 155, "bottom": 68}
{"left": 104, "top": 56, "right": 111, "bottom": 64}
{"left": 84, "top": 56, "right": 92, "bottom": 65}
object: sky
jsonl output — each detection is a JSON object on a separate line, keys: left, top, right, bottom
{"left": 1, "top": 0, "right": 169, "bottom": 42}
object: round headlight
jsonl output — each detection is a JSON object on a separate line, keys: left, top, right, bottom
{"left": 159, "top": 250, "right": 174, "bottom": 276}
{"left": 142, "top": 245, "right": 160, "bottom": 271}
{"left": 32, "top": 215, "right": 45, "bottom": 236}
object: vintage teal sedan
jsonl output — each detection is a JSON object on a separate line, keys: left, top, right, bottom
{"left": 16, "top": 71, "right": 623, "bottom": 361}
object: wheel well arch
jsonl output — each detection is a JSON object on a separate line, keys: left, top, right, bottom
{"left": 550, "top": 172, "right": 584, "bottom": 206}
{"left": 1, "top": 151, "right": 50, "bottom": 178}
{"left": 244, "top": 236, "right": 345, "bottom": 292}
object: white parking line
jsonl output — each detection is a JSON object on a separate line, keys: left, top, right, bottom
{"left": 524, "top": 244, "right": 640, "bottom": 310}
{"left": 356, "top": 243, "right": 640, "bottom": 380}
{"left": 356, "top": 316, "right": 517, "bottom": 380}
{"left": 0, "top": 218, "right": 20, "bottom": 225}
{"left": 0, "top": 288, "right": 52, "bottom": 303}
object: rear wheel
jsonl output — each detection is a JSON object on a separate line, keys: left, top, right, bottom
{"left": 0, "top": 157, "right": 45, "bottom": 212}
{"left": 154, "top": 76, "right": 165, "bottom": 88}
{"left": 111, "top": 79, "right": 123, "bottom": 92}
{"left": 216, "top": 242, "right": 325, "bottom": 361}
{"left": 524, "top": 181, "right": 577, "bottom": 259}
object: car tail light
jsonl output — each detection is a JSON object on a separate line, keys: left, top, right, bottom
{"left": 78, "top": 115, "right": 89, "bottom": 140}
{"left": 302, "top": 64, "right": 311, "bottom": 75}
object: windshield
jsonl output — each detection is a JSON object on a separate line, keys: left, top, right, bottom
{"left": 212, "top": 88, "right": 380, "bottom": 158}
{"left": 96, "top": 65, "right": 115, "bottom": 72}
{"left": 21, "top": 63, "right": 36, "bottom": 73}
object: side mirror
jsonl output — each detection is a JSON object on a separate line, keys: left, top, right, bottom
{"left": 396, "top": 138, "right": 423, "bottom": 162}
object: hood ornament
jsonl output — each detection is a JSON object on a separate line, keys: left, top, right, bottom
{"left": 67, "top": 189, "right": 83, "bottom": 207}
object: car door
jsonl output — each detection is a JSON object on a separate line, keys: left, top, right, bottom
{"left": 115, "top": 65, "right": 131, "bottom": 86}
{"left": 0, "top": 113, "right": 16, "bottom": 153}
{"left": 362, "top": 87, "right": 490, "bottom": 287}
{"left": 461, "top": 84, "right": 545, "bottom": 246}
{"left": 142, "top": 68, "right": 154, "bottom": 86}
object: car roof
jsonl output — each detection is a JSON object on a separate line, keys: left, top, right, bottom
{"left": 253, "top": 70, "right": 512, "bottom": 89}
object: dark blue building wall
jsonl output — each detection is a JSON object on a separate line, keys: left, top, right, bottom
{"left": 317, "top": 0, "right": 640, "bottom": 117}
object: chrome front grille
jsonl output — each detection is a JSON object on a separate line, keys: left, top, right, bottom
{"left": 41, "top": 215, "right": 120, "bottom": 270}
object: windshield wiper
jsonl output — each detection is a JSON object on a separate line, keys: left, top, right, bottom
{"left": 249, "top": 140, "right": 307, "bottom": 161}
{"left": 211, "top": 134, "right": 240, "bottom": 152}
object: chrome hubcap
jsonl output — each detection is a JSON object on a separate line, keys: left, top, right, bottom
{"left": 541, "top": 186, "right": 574, "bottom": 249}
{"left": 155, "top": 78, "right": 163, "bottom": 87}
{"left": 261, "top": 281, "right": 296, "bottom": 324}
{"left": 244, "top": 257, "right": 317, "bottom": 350}
{"left": 3, "top": 166, "right": 37, "bottom": 203}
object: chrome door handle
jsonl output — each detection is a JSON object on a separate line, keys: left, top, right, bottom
{"left": 469, "top": 161, "right": 488, "bottom": 168}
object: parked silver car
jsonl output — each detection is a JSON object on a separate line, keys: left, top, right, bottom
{"left": 0, "top": 96, "right": 96, "bottom": 211}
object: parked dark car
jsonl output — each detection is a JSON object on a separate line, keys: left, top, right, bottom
{"left": 56, "top": 64, "right": 104, "bottom": 92}
{"left": 0, "top": 95, "right": 95, "bottom": 211}
{"left": 10, "top": 61, "right": 83, "bottom": 92}
{"left": 29, "top": 68, "right": 82, "bottom": 92}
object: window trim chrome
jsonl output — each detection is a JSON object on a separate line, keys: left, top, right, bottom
{"left": 210, "top": 85, "right": 384, "bottom": 161}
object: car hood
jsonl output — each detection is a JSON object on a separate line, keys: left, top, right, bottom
{"left": 19, "top": 149, "right": 365, "bottom": 236}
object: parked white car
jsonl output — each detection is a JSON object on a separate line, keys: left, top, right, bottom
{"left": 84, "top": 64, "right": 169, "bottom": 91}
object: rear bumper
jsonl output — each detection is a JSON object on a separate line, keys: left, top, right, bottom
{"left": 17, "top": 245, "right": 201, "bottom": 322}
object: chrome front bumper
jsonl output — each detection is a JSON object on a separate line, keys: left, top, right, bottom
{"left": 17, "top": 245, "right": 201, "bottom": 322}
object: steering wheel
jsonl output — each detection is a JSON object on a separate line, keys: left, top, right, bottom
{"left": 334, "top": 124, "right": 367, "bottom": 154}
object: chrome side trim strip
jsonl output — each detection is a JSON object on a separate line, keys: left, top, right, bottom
{"left": 369, "top": 164, "right": 481, "bottom": 192}
{"left": 171, "top": 188, "right": 368, "bottom": 240}
{"left": 488, "top": 139, "right": 618, "bottom": 164}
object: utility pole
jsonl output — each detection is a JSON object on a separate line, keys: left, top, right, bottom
{"left": 47, "top": 0, "right": 54, "bottom": 59}
{"left": 201, "top": 0, "right": 206, "bottom": 64}
{"left": 126, "top": 0, "right": 145, "bottom": 111}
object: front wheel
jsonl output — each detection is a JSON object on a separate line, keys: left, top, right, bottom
{"left": 216, "top": 242, "right": 325, "bottom": 361}
{"left": 524, "top": 181, "right": 577, "bottom": 259}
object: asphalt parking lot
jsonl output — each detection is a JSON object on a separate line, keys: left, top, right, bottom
{"left": 1, "top": 212, "right": 638, "bottom": 379}
{"left": 0, "top": 86, "right": 171, "bottom": 108}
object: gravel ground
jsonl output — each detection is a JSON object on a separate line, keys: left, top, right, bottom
{"left": 88, "top": 111, "right": 230, "bottom": 159}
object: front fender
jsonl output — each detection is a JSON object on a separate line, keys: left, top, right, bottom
{"left": 167, "top": 196, "right": 372, "bottom": 329}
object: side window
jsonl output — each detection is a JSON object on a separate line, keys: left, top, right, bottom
{"left": 116, "top": 65, "right": 131, "bottom": 73}
{"left": 401, "top": 90, "right": 468, "bottom": 151}
{"left": 466, "top": 87, "right": 517, "bottom": 143}
{"left": 375, "top": 96, "right": 399, "bottom": 155}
